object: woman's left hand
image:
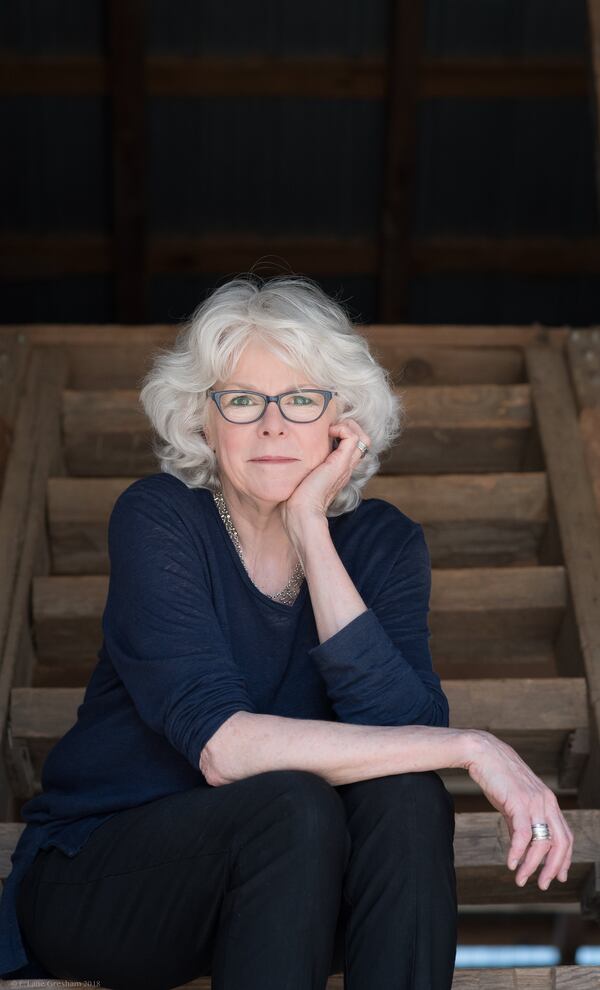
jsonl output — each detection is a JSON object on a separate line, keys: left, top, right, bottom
{"left": 279, "top": 418, "right": 371, "bottom": 529}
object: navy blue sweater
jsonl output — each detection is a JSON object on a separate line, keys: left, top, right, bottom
{"left": 0, "top": 471, "right": 449, "bottom": 977}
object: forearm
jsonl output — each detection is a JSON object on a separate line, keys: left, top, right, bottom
{"left": 201, "top": 711, "right": 478, "bottom": 787}
{"left": 288, "top": 511, "right": 368, "bottom": 643}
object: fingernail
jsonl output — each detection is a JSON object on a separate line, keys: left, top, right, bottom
{"left": 509, "top": 859, "right": 517, "bottom": 870}
{"left": 517, "top": 876, "right": 527, "bottom": 886}
{"left": 540, "top": 880, "right": 549, "bottom": 890}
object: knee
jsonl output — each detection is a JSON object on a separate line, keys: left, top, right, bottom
{"left": 345, "top": 771, "right": 455, "bottom": 841}
{"left": 262, "top": 769, "right": 350, "bottom": 858}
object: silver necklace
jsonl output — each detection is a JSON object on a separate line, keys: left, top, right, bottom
{"left": 212, "top": 488, "right": 305, "bottom": 605}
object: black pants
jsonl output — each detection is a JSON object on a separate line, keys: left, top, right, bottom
{"left": 16, "top": 769, "right": 457, "bottom": 990}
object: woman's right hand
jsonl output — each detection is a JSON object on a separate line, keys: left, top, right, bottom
{"left": 464, "top": 730, "right": 574, "bottom": 890}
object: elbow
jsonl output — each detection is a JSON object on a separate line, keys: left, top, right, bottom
{"left": 200, "top": 711, "right": 255, "bottom": 786}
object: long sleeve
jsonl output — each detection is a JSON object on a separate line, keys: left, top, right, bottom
{"left": 308, "top": 522, "right": 449, "bottom": 727}
{"left": 102, "top": 482, "right": 257, "bottom": 771}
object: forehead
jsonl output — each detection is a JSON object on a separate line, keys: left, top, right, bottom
{"left": 221, "top": 342, "right": 313, "bottom": 388}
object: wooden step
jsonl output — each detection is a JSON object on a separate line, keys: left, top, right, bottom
{"left": 6, "top": 680, "right": 589, "bottom": 801}
{"left": 61, "top": 383, "right": 541, "bottom": 476}
{"left": 31, "top": 567, "right": 567, "bottom": 671}
{"left": 47, "top": 472, "right": 551, "bottom": 574}
{"left": 2, "top": 968, "right": 600, "bottom": 989}
{"left": 2, "top": 808, "right": 599, "bottom": 912}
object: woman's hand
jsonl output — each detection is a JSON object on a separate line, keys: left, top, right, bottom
{"left": 466, "top": 731, "right": 574, "bottom": 890}
{"left": 280, "top": 418, "right": 371, "bottom": 530}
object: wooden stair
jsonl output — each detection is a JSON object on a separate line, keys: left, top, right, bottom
{"left": 1, "top": 323, "right": 600, "bottom": 987}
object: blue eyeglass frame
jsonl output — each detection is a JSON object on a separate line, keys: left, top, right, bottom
{"left": 208, "top": 388, "right": 338, "bottom": 424}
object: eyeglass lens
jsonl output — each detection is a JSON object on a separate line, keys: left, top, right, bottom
{"left": 219, "top": 391, "right": 326, "bottom": 423}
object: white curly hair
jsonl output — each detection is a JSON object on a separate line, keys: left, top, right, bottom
{"left": 139, "top": 274, "right": 406, "bottom": 516}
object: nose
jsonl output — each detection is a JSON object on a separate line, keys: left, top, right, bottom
{"left": 259, "top": 398, "right": 288, "bottom": 431}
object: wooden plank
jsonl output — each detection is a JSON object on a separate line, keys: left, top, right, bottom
{"left": 0, "top": 53, "right": 588, "bottom": 98}
{"left": 525, "top": 344, "right": 600, "bottom": 807}
{"left": 587, "top": 0, "right": 600, "bottom": 204}
{"left": 0, "top": 331, "right": 29, "bottom": 489}
{"left": 0, "top": 342, "right": 532, "bottom": 391}
{"left": 107, "top": 0, "right": 147, "bottom": 323}
{"left": 1, "top": 967, "right": 600, "bottom": 989}
{"left": 566, "top": 328, "right": 600, "bottom": 410}
{"left": 2, "top": 234, "right": 600, "bottom": 279}
{"left": 0, "top": 349, "right": 68, "bottom": 816}
{"left": 12, "top": 679, "right": 587, "bottom": 740}
{"left": 60, "top": 384, "right": 537, "bottom": 476}
{"left": 31, "top": 565, "right": 566, "bottom": 666}
{"left": 411, "top": 236, "right": 600, "bottom": 274}
{"left": 378, "top": 0, "right": 423, "bottom": 320}
{"left": 0, "top": 323, "right": 569, "bottom": 350}
{"left": 47, "top": 472, "right": 549, "bottom": 574}
{"left": 10, "top": 678, "right": 586, "bottom": 799}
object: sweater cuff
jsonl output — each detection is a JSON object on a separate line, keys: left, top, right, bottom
{"left": 308, "top": 608, "right": 382, "bottom": 666}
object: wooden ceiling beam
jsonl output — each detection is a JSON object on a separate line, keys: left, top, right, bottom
{"left": 0, "top": 55, "right": 588, "bottom": 99}
{"left": 106, "top": 0, "right": 147, "bottom": 323}
{"left": 2, "top": 234, "right": 600, "bottom": 279}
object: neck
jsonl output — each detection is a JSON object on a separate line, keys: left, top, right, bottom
{"left": 217, "top": 477, "right": 298, "bottom": 572}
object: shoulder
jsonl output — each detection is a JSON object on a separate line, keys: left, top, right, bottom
{"left": 109, "top": 472, "right": 212, "bottom": 539}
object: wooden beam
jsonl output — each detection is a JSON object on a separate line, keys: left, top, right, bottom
{"left": 0, "top": 54, "right": 588, "bottom": 99}
{"left": 106, "top": 0, "right": 147, "bottom": 322}
{"left": 586, "top": 1, "right": 600, "bottom": 206}
{"left": 525, "top": 344, "right": 600, "bottom": 807}
{"left": 0, "top": 322, "right": 569, "bottom": 350}
{"left": 378, "top": 0, "right": 423, "bottom": 321}
{"left": 3, "top": 234, "right": 600, "bottom": 280}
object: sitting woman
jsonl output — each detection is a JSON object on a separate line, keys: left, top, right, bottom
{"left": 1, "top": 275, "right": 572, "bottom": 990}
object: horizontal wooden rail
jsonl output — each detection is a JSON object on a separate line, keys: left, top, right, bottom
{"left": 0, "top": 55, "right": 588, "bottom": 98}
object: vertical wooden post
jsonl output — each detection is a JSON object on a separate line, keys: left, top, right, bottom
{"left": 378, "top": 0, "right": 424, "bottom": 321}
{"left": 525, "top": 342, "right": 600, "bottom": 808}
{"left": 107, "top": 0, "right": 147, "bottom": 323}
{"left": 586, "top": 1, "right": 600, "bottom": 210}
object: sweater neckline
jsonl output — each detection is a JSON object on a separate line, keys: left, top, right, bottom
{"left": 203, "top": 488, "right": 310, "bottom": 614}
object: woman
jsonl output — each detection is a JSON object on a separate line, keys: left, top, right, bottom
{"left": 3, "top": 275, "right": 572, "bottom": 990}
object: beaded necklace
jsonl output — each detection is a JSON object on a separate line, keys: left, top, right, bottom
{"left": 212, "top": 487, "right": 305, "bottom": 606}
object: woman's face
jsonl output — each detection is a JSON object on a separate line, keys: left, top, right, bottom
{"left": 204, "top": 340, "right": 339, "bottom": 506}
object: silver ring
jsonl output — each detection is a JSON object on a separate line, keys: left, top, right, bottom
{"left": 356, "top": 439, "right": 369, "bottom": 459}
{"left": 531, "top": 823, "right": 551, "bottom": 841}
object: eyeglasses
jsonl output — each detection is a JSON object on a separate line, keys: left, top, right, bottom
{"left": 208, "top": 388, "right": 338, "bottom": 424}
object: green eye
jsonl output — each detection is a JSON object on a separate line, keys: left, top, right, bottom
{"left": 285, "top": 393, "right": 315, "bottom": 406}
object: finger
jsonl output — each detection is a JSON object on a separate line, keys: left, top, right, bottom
{"left": 515, "top": 835, "right": 552, "bottom": 887}
{"left": 329, "top": 421, "right": 371, "bottom": 457}
{"left": 537, "top": 816, "right": 571, "bottom": 889}
{"left": 507, "top": 809, "right": 534, "bottom": 871}
{"left": 556, "top": 816, "right": 574, "bottom": 882}
{"left": 515, "top": 797, "right": 567, "bottom": 888}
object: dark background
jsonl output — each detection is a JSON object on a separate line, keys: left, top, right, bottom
{"left": 1, "top": 0, "right": 599, "bottom": 326}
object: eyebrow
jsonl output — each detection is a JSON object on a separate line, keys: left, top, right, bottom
{"left": 224, "top": 382, "right": 316, "bottom": 391}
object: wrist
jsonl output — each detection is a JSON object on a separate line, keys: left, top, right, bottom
{"left": 459, "top": 728, "right": 489, "bottom": 771}
{"left": 285, "top": 509, "right": 329, "bottom": 554}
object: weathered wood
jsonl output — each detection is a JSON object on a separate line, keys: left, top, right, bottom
{"left": 8, "top": 679, "right": 588, "bottom": 800}
{"left": 31, "top": 566, "right": 567, "bottom": 667}
{"left": 60, "top": 384, "right": 538, "bottom": 476}
{"left": 47, "top": 473, "right": 549, "bottom": 574}
{"left": 0, "top": 322, "right": 568, "bottom": 350}
{"left": 2, "top": 968, "right": 600, "bottom": 989}
{"left": 566, "top": 328, "right": 600, "bottom": 411}
{"left": 0, "top": 350, "right": 68, "bottom": 814}
{"left": 525, "top": 345, "right": 600, "bottom": 807}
